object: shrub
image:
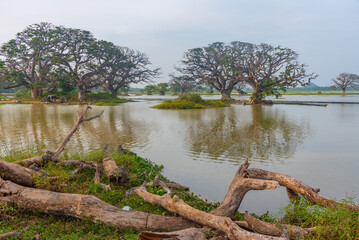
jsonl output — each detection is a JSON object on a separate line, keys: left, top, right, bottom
{"left": 178, "top": 93, "right": 204, "bottom": 104}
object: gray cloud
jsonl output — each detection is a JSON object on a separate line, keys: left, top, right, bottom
{"left": 1, "top": 0, "right": 358, "bottom": 86}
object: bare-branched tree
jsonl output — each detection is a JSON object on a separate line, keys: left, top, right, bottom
{"left": 332, "top": 73, "right": 359, "bottom": 94}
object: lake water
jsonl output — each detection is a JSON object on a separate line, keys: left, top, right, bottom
{"left": 0, "top": 95, "right": 358, "bottom": 215}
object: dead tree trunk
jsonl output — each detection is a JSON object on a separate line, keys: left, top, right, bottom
{"left": 210, "top": 160, "right": 280, "bottom": 218}
{"left": 0, "top": 177, "right": 196, "bottom": 232}
{"left": 139, "top": 227, "right": 208, "bottom": 240}
{"left": 243, "top": 214, "right": 314, "bottom": 239}
{"left": 0, "top": 160, "right": 41, "bottom": 187}
{"left": 134, "top": 183, "right": 285, "bottom": 240}
{"left": 246, "top": 168, "right": 359, "bottom": 211}
{"left": 14, "top": 105, "right": 104, "bottom": 166}
{"left": 102, "top": 157, "right": 127, "bottom": 184}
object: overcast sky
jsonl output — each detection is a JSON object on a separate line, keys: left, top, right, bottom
{"left": 0, "top": 0, "right": 358, "bottom": 86}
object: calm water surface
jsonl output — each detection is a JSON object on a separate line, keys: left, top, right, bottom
{"left": 0, "top": 97, "right": 358, "bottom": 215}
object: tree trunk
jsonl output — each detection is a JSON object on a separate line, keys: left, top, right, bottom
{"left": 0, "top": 177, "right": 197, "bottom": 232}
{"left": 0, "top": 160, "right": 41, "bottom": 187}
{"left": 30, "top": 88, "right": 43, "bottom": 100}
{"left": 134, "top": 186, "right": 284, "bottom": 240}
{"left": 244, "top": 214, "right": 313, "bottom": 239}
{"left": 210, "top": 160, "right": 280, "bottom": 218}
{"left": 220, "top": 89, "right": 232, "bottom": 100}
{"left": 246, "top": 168, "right": 359, "bottom": 211}
{"left": 139, "top": 227, "right": 208, "bottom": 240}
{"left": 209, "top": 86, "right": 213, "bottom": 94}
{"left": 102, "top": 157, "right": 127, "bottom": 184}
{"left": 342, "top": 88, "right": 346, "bottom": 94}
{"left": 77, "top": 85, "right": 86, "bottom": 101}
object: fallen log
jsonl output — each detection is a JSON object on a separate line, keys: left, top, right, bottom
{"left": 0, "top": 231, "right": 20, "bottom": 239}
{"left": 94, "top": 162, "right": 111, "bottom": 191}
{"left": 102, "top": 157, "right": 127, "bottom": 184}
{"left": 246, "top": 168, "right": 359, "bottom": 211}
{"left": 244, "top": 214, "right": 314, "bottom": 239}
{"left": 210, "top": 160, "right": 280, "bottom": 218}
{"left": 70, "top": 163, "right": 94, "bottom": 178}
{"left": 57, "top": 160, "right": 98, "bottom": 167}
{"left": 126, "top": 175, "right": 188, "bottom": 197}
{"left": 134, "top": 184, "right": 285, "bottom": 240}
{"left": 0, "top": 177, "right": 197, "bottom": 232}
{"left": 14, "top": 105, "right": 104, "bottom": 166}
{"left": 139, "top": 227, "right": 208, "bottom": 240}
{"left": 0, "top": 160, "right": 41, "bottom": 187}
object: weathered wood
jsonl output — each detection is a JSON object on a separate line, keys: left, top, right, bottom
{"left": 94, "top": 162, "right": 111, "bottom": 191}
{"left": 247, "top": 168, "right": 359, "bottom": 211}
{"left": 286, "top": 188, "right": 298, "bottom": 202}
{"left": 0, "top": 160, "right": 41, "bottom": 187}
{"left": 102, "top": 157, "right": 127, "bottom": 184}
{"left": 134, "top": 185, "right": 285, "bottom": 240}
{"left": 57, "top": 160, "right": 98, "bottom": 167}
{"left": 14, "top": 106, "right": 104, "bottom": 166}
{"left": 0, "top": 231, "right": 20, "bottom": 239}
{"left": 126, "top": 175, "right": 187, "bottom": 197}
{"left": 210, "top": 160, "right": 280, "bottom": 218}
{"left": 13, "top": 156, "right": 44, "bottom": 167}
{"left": 0, "top": 177, "right": 196, "bottom": 232}
{"left": 53, "top": 106, "right": 104, "bottom": 160}
{"left": 139, "top": 227, "right": 207, "bottom": 240}
{"left": 70, "top": 163, "right": 94, "bottom": 177}
{"left": 244, "top": 214, "right": 314, "bottom": 239}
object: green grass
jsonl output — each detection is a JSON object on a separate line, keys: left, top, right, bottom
{"left": 153, "top": 94, "right": 229, "bottom": 109}
{"left": 0, "top": 149, "right": 222, "bottom": 239}
{"left": 1, "top": 148, "right": 357, "bottom": 239}
{"left": 279, "top": 197, "right": 359, "bottom": 240}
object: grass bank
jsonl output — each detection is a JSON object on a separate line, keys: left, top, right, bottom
{"left": 0, "top": 149, "right": 223, "bottom": 239}
{"left": 0, "top": 91, "right": 133, "bottom": 106}
{"left": 1, "top": 148, "right": 357, "bottom": 239}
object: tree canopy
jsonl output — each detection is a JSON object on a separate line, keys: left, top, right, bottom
{"left": 332, "top": 73, "right": 359, "bottom": 94}
{"left": 174, "top": 41, "right": 317, "bottom": 102}
{"left": 0, "top": 22, "right": 159, "bottom": 100}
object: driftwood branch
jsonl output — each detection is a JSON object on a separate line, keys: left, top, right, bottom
{"left": 94, "top": 162, "right": 111, "bottom": 191}
{"left": 57, "top": 160, "right": 98, "bottom": 167}
{"left": 126, "top": 175, "right": 187, "bottom": 197}
{"left": 210, "top": 160, "right": 280, "bottom": 218}
{"left": 70, "top": 163, "right": 94, "bottom": 178}
{"left": 0, "top": 177, "right": 196, "bottom": 232}
{"left": 134, "top": 183, "right": 285, "bottom": 240}
{"left": 0, "top": 231, "right": 20, "bottom": 239}
{"left": 53, "top": 106, "right": 104, "bottom": 160}
{"left": 102, "top": 157, "right": 127, "bottom": 184}
{"left": 0, "top": 160, "right": 42, "bottom": 187}
{"left": 246, "top": 168, "right": 359, "bottom": 211}
{"left": 244, "top": 214, "right": 315, "bottom": 239}
{"left": 139, "top": 227, "right": 208, "bottom": 240}
{"left": 14, "top": 106, "right": 104, "bottom": 166}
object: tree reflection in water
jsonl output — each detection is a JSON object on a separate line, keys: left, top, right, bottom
{"left": 185, "top": 105, "right": 310, "bottom": 164}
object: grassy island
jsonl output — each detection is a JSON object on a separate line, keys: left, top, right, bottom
{"left": 153, "top": 94, "right": 229, "bottom": 109}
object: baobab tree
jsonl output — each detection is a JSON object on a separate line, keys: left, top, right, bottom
{"left": 175, "top": 42, "right": 249, "bottom": 100}
{"left": 241, "top": 43, "right": 317, "bottom": 104}
{"left": 0, "top": 22, "right": 58, "bottom": 99}
{"left": 332, "top": 73, "right": 359, "bottom": 94}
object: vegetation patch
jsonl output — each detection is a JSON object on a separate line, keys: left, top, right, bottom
{"left": 280, "top": 197, "right": 359, "bottom": 240}
{"left": 0, "top": 149, "right": 223, "bottom": 239}
{"left": 153, "top": 94, "right": 229, "bottom": 109}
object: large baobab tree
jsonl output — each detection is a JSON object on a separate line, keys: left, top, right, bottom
{"left": 101, "top": 45, "right": 160, "bottom": 97}
{"left": 175, "top": 42, "right": 249, "bottom": 100}
{"left": 0, "top": 22, "right": 58, "bottom": 99}
{"left": 241, "top": 43, "right": 317, "bottom": 104}
{"left": 332, "top": 73, "right": 359, "bottom": 94}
